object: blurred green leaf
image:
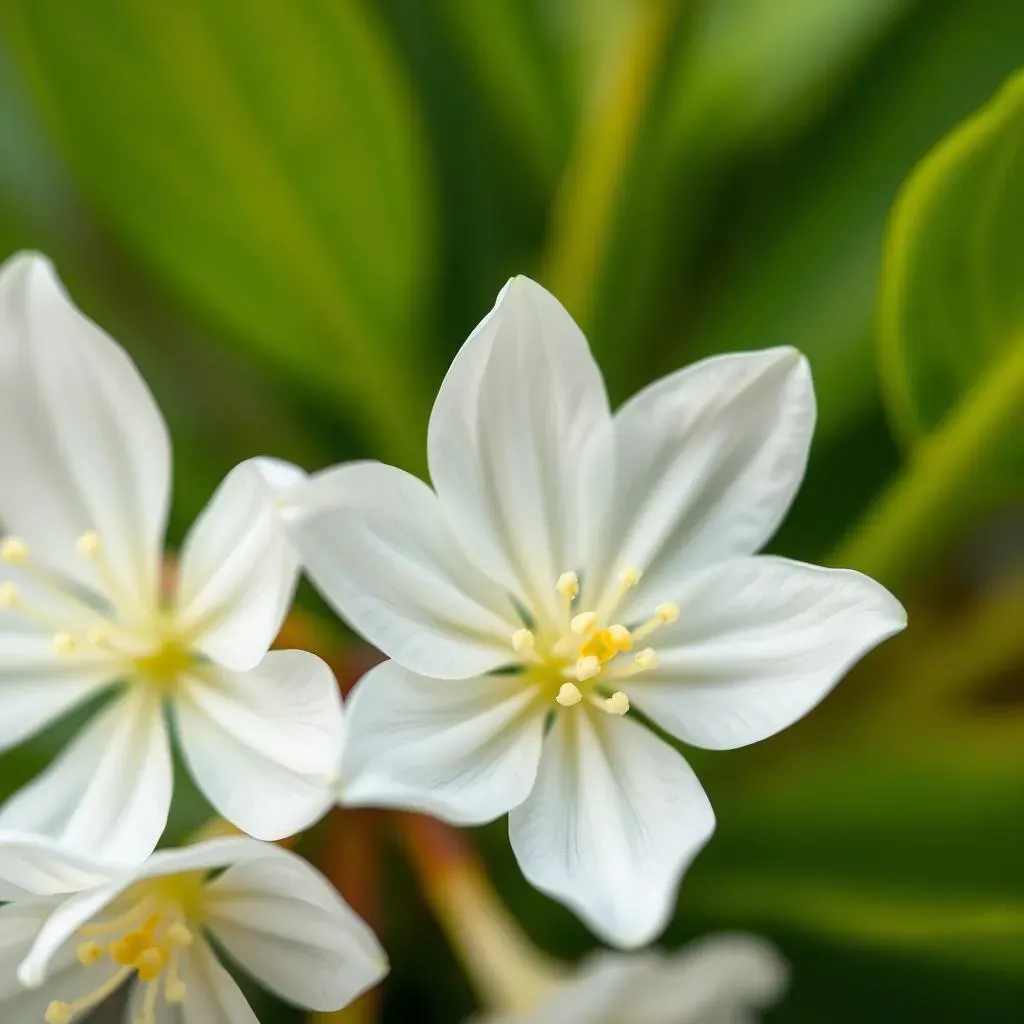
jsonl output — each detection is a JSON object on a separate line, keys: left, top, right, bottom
{"left": 3, "top": 0, "right": 434, "bottom": 467}
{"left": 836, "top": 74, "right": 1024, "bottom": 586}
{"left": 683, "top": 0, "right": 1024, "bottom": 447}
{"left": 880, "top": 70, "right": 1024, "bottom": 452}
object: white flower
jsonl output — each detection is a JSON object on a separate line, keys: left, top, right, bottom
{"left": 474, "top": 934, "right": 787, "bottom": 1024}
{"left": 0, "top": 252, "right": 343, "bottom": 860}
{"left": 290, "top": 276, "right": 907, "bottom": 947}
{"left": 0, "top": 831, "right": 388, "bottom": 1023}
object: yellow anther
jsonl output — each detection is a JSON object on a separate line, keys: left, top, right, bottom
{"left": 606, "top": 624, "right": 633, "bottom": 651}
{"left": 575, "top": 655, "right": 601, "bottom": 681}
{"left": 165, "top": 978, "right": 187, "bottom": 1003}
{"left": 110, "top": 931, "right": 151, "bottom": 967}
{"left": 618, "top": 565, "right": 643, "bottom": 587}
{"left": 511, "top": 628, "right": 535, "bottom": 654}
{"left": 570, "top": 611, "right": 596, "bottom": 635}
{"left": 605, "top": 691, "right": 630, "bottom": 716}
{"left": 556, "top": 682, "right": 583, "bottom": 707}
{"left": 0, "top": 536, "right": 29, "bottom": 564}
{"left": 87, "top": 626, "right": 111, "bottom": 646}
{"left": 45, "top": 1002, "right": 74, "bottom": 1024}
{"left": 635, "top": 647, "right": 659, "bottom": 670}
{"left": 556, "top": 571, "right": 580, "bottom": 600}
{"left": 76, "top": 941, "right": 104, "bottom": 966}
{"left": 52, "top": 632, "right": 77, "bottom": 655}
{"left": 165, "top": 923, "right": 194, "bottom": 948}
{"left": 655, "top": 601, "right": 680, "bottom": 623}
{"left": 134, "top": 947, "right": 168, "bottom": 983}
{"left": 0, "top": 582, "right": 19, "bottom": 608}
{"left": 76, "top": 532, "right": 102, "bottom": 558}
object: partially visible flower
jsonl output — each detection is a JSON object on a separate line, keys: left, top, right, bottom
{"left": 474, "top": 935, "right": 787, "bottom": 1024}
{"left": 0, "top": 831, "right": 388, "bottom": 1023}
{"left": 291, "top": 276, "right": 907, "bottom": 947}
{"left": 0, "top": 252, "right": 342, "bottom": 860}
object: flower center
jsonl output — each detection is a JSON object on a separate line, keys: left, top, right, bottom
{"left": 511, "top": 567, "right": 677, "bottom": 716}
{"left": 0, "top": 533, "right": 195, "bottom": 696}
{"left": 44, "top": 874, "right": 205, "bottom": 1024}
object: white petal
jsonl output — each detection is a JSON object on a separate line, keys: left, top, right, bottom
{"left": 0, "top": 252, "right": 170, "bottom": 616}
{"left": 0, "top": 629, "right": 120, "bottom": 753}
{"left": 428, "top": 277, "right": 611, "bottom": 625}
{"left": 0, "top": 898, "right": 58, "bottom": 999}
{"left": 508, "top": 709, "right": 715, "bottom": 949}
{"left": 173, "top": 651, "right": 343, "bottom": 841}
{"left": 203, "top": 843, "right": 387, "bottom": 1012}
{"left": 627, "top": 557, "right": 907, "bottom": 750}
{"left": 290, "top": 462, "right": 519, "bottom": 679}
{"left": 590, "top": 348, "right": 814, "bottom": 615}
{"left": 629, "top": 933, "right": 788, "bottom": 1022}
{"left": 0, "top": 688, "right": 172, "bottom": 862}
{"left": 178, "top": 939, "right": 259, "bottom": 1024}
{"left": 341, "top": 660, "right": 545, "bottom": 825}
{"left": 177, "top": 458, "right": 303, "bottom": 671}
{"left": 0, "top": 832, "right": 119, "bottom": 900}
{"left": 18, "top": 882, "right": 128, "bottom": 988}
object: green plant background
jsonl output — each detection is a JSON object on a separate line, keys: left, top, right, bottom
{"left": 0, "top": 1, "right": 1021, "bottom": 1021}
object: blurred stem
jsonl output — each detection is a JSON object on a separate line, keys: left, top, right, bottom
{"left": 542, "top": 0, "right": 678, "bottom": 334}
{"left": 313, "top": 809, "right": 384, "bottom": 1024}
{"left": 832, "top": 340, "right": 1024, "bottom": 589}
{"left": 399, "top": 814, "right": 566, "bottom": 1013}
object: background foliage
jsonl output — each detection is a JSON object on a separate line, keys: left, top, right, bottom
{"left": 0, "top": 1, "right": 1021, "bottom": 1021}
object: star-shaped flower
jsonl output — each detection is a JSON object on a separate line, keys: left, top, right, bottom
{"left": 0, "top": 831, "right": 387, "bottom": 1023}
{"left": 473, "top": 934, "right": 786, "bottom": 1024}
{"left": 0, "top": 252, "right": 343, "bottom": 860}
{"left": 290, "top": 276, "right": 907, "bottom": 947}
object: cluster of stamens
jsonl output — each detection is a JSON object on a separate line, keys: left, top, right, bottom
{"left": 44, "top": 894, "right": 194, "bottom": 1024}
{"left": 0, "top": 534, "right": 188, "bottom": 686}
{"left": 511, "top": 566, "right": 677, "bottom": 717}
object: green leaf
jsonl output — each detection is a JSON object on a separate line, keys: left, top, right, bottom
{"left": 3, "top": 0, "right": 434, "bottom": 467}
{"left": 880, "top": 69, "right": 1024, "bottom": 451}
{"left": 835, "top": 72, "right": 1024, "bottom": 586}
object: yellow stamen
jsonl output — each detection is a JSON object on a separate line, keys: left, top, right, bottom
{"left": 165, "top": 923, "right": 194, "bottom": 948}
{"left": 635, "top": 647, "right": 658, "bottom": 670}
{"left": 654, "top": 601, "right": 679, "bottom": 623}
{"left": 133, "top": 947, "right": 168, "bottom": 983}
{"left": 110, "top": 931, "right": 152, "bottom": 967}
{"left": 75, "top": 532, "right": 102, "bottom": 558}
{"left": 0, "top": 581, "right": 19, "bottom": 608}
{"left": 52, "top": 632, "right": 77, "bottom": 655}
{"left": 45, "top": 966, "right": 132, "bottom": 1024}
{"left": 575, "top": 655, "right": 601, "bottom": 681}
{"left": 604, "top": 691, "right": 630, "bottom": 716}
{"left": 556, "top": 682, "right": 583, "bottom": 707}
{"left": 80, "top": 897, "right": 158, "bottom": 938}
{"left": 570, "top": 611, "right": 596, "bottom": 635}
{"left": 606, "top": 624, "right": 633, "bottom": 651}
{"left": 76, "top": 941, "right": 104, "bottom": 966}
{"left": 618, "top": 565, "right": 643, "bottom": 588}
{"left": 511, "top": 628, "right": 535, "bottom": 655}
{"left": 165, "top": 975, "right": 187, "bottom": 1004}
{"left": 556, "top": 571, "right": 579, "bottom": 601}
{"left": 136, "top": 979, "right": 160, "bottom": 1024}
{"left": 0, "top": 536, "right": 29, "bottom": 564}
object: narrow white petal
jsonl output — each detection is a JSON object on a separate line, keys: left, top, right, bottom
{"left": 177, "top": 458, "right": 303, "bottom": 671}
{"left": 17, "top": 882, "right": 127, "bottom": 988}
{"left": 628, "top": 557, "right": 907, "bottom": 750}
{"left": 591, "top": 348, "right": 815, "bottom": 616}
{"left": 290, "top": 462, "right": 520, "bottom": 679}
{"left": 178, "top": 939, "right": 259, "bottom": 1024}
{"left": 341, "top": 660, "right": 545, "bottom": 825}
{"left": 0, "top": 688, "right": 172, "bottom": 862}
{"left": 0, "top": 832, "right": 119, "bottom": 900}
{"left": 509, "top": 710, "right": 715, "bottom": 949}
{"left": 204, "top": 844, "right": 387, "bottom": 1012}
{"left": 0, "top": 898, "right": 59, "bottom": 999}
{"left": 0, "top": 629, "right": 119, "bottom": 752}
{"left": 137, "top": 836, "right": 284, "bottom": 881}
{"left": 173, "top": 651, "right": 343, "bottom": 840}
{"left": 428, "top": 277, "right": 611, "bottom": 624}
{"left": 0, "top": 252, "right": 170, "bottom": 616}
